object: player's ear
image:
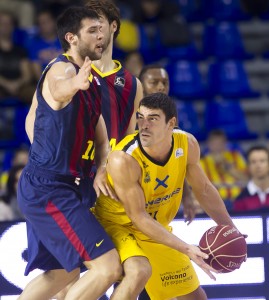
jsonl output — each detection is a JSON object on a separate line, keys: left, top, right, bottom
{"left": 65, "top": 32, "right": 77, "bottom": 46}
{"left": 112, "top": 20, "right": 117, "bottom": 33}
{"left": 169, "top": 117, "right": 177, "bottom": 130}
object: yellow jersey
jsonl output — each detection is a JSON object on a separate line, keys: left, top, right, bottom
{"left": 95, "top": 129, "right": 188, "bottom": 228}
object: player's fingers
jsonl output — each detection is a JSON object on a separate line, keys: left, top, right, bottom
{"left": 203, "top": 268, "right": 217, "bottom": 281}
{"left": 81, "top": 57, "right": 92, "bottom": 72}
{"left": 93, "top": 184, "right": 100, "bottom": 198}
{"left": 196, "top": 249, "right": 209, "bottom": 260}
{"left": 106, "top": 185, "right": 118, "bottom": 200}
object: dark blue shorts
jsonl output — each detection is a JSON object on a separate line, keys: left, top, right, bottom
{"left": 17, "top": 164, "right": 115, "bottom": 275}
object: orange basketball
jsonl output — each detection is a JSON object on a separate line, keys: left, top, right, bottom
{"left": 199, "top": 224, "right": 247, "bottom": 273}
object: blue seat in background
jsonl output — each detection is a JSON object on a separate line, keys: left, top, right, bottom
{"left": 176, "top": 101, "right": 206, "bottom": 141}
{"left": 203, "top": 22, "right": 253, "bottom": 60}
{"left": 207, "top": 60, "right": 260, "bottom": 99}
{"left": 177, "top": 0, "right": 208, "bottom": 22}
{"left": 207, "top": 0, "right": 251, "bottom": 21}
{"left": 167, "top": 60, "right": 210, "bottom": 100}
{"left": 165, "top": 42, "right": 203, "bottom": 61}
{"left": 204, "top": 99, "right": 258, "bottom": 140}
{"left": 137, "top": 24, "right": 165, "bottom": 64}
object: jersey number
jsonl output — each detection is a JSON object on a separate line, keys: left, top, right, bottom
{"left": 82, "top": 140, "right": 95, "bottom": 160}
{"left": 149, "top": 211, "right": 158, "bottom": 220}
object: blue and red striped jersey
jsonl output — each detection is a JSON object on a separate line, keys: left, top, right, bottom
{"left": 91, "top": 60, "right": 137, "bottom": 148}
{"left": 29, "top": 54, "right": 102, "bottom": 178}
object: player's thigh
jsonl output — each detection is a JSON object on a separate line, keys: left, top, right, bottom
{"left": 83, "top": 248, "right": 121, "bottom": 275}
{"left": 98, "top": 220, "right": 147, "bottom": 263}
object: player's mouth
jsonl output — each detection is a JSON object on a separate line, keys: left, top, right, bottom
{"left": 96, "top": 44, "right": 103, "bottom": 52}
{"left": 140, "top": 131, "right": 151, "bottom": 138}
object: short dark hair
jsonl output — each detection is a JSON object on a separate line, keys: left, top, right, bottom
{"left": 246, "top": 145, "right": 269, "bottom": 162}
{"left": 57, "top": 6, "right": 99, "bottom": 52}
{"left": 85, "top": 0, "right": 121, "bottom": 39}
{"left": 139, "top": 92, "right": 177, "bottom": 123}
{"left": 138, "top": 64, "right": 166, "bottom": 82}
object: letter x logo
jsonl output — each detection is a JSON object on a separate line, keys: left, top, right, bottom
{"left": 154, "top": 175, "right": 169, "bottom": 190}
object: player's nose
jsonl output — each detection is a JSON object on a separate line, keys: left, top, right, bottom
{"left": 157, "top": 82, "right": 165, "bottom": 92}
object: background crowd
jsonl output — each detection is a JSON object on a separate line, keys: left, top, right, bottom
{"left": 1, "top": 0, "right": 269, "bottom": 221}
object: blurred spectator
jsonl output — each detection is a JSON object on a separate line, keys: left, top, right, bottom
{"left": 233, "top": 146, "right": 269, "bottom": 212}
{"left": 0, "top": 197, "right": 14, "bottom": 221}
{"left": 0, "top": 147, "right": 29, "bottom": 191}
{"left": 200, "top": 129, "right": 248, "bottom": 210}
{"left": 36, "top": 0, "right": 83, "bottom": 17}
{"left": 132, "top": 0, "right": 191, "bottom": 47}
{"left": 123, "top": 50, "right": 144, "bottom": 77}
{"left": 139, "top": 64, "right": 169, "bottom": 95}
{"left": 114, "top": 19, "right": 140, "bottom": 55}
{"left": 0, "top": 164, "right": 25, "bottom": 220}
{"left": 27, "top": 8, "right": 62, "bottom": 81}
{"left": 0, "top": 0, "right": 35, "bottom": 29}
{"left": 0, "top": 11, "right": 34, "bottom": 103}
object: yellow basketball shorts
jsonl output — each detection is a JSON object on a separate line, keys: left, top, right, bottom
{"left": 98, "top": 219, "right": 200, "bottom": 300}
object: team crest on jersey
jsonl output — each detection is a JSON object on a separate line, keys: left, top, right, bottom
{"left": 144, "top": 171, "right": 151, "bottom": 183}
{"left": 114, "top": 76, "right": 125, "bottom": 87}
{"left": 94, "top": 76, "right": 101, "bottom": 85}
{"left": 175, "top": 148, "right": 184, "bottom": 158}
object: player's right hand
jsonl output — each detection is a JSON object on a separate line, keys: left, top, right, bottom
{"left": 75, "top": 56, "right": 92, "bottom": 90}
{"left": 186, "top": 245, "right": 218, "bottom": 280}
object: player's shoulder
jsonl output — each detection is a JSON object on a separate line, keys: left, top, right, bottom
{"left": 114, "top": 133, "right": 139, "bottom": 152}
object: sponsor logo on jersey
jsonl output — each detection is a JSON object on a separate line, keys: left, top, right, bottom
{"left": 175, "top": 148, "right": 183, "bottom": 158}
{"left": 94, "top": 76, "right": 101, "bottom": 85}
{"left": 154, "top": 175, "right": 169, "bottom": 190}
{"left": 145, "top": 188, "right": 181, "bottom": 208}
{"left": 114, "top": 76, "right": 125, "bottom": 87}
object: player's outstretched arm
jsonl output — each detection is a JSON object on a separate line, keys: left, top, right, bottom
{"left": 107, "top": 151, "right": 217, "bottom": 279}
{"left": 186, "top": 134, "right": 235, "bottom": 227}
{"left": 46, "top": 57, "right": 92, "bottom": 103}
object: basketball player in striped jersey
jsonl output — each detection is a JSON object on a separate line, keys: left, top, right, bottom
{"left": 94, "top": 93, "right": 238, "bottom": 299}
{"left": 86, "top": 0, "right": 143, "bottom": 148}
{"left": 17, "top": 7, "right": 121, "bottom": 300}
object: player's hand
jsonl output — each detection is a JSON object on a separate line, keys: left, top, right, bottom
{"left": 74, "top": 56, "right": 92, "bottom": 90}
{"left": 93, "top": 167, "right": 118, "bottom": 200}
{"left": 186, "top": 245, "right": 218, "bottom": 280}
{"left": 183, "top": 198, "right": 196, "bottom": 225}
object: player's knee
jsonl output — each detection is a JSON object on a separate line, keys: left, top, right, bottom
{"left": 91, "top": 249, "right": 122, "bottom": 282}
{"left": 124, "top": 257, "right": 152, "bottom": 284}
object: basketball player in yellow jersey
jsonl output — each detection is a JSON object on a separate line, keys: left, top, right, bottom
{"left": 94, "top": 93, "right": 239, "bottom": 300}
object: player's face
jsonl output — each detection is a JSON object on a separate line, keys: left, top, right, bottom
{"left": 142, "top": 69, "right": 170, "bottom": 96}
{"left": 248, "top": 150, "right": 269, "bottom": 180}
{"left": 99, "top": 15, "right": 114, "bottom": 53}
{"left": 77, "top": 18, "right": 104, "bottom": 60}
{"left": 137, "top": 105, "right": 174, "bottom": 148}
